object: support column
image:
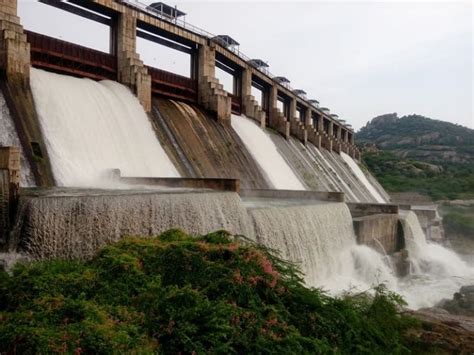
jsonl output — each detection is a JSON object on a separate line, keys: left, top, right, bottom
{"left": 289, "top": 99, "right": 307, "bottom": 144}
{"left": 0, "top": 147, "right": 20, "bottom": 242}
{"left": 0, "top": 0, "right": 30, "bottom": 83}
{"left": 0, "top": 0, "right": 54, "bottom": 186}
{"left": 197, "top": 42, "right": 215, "bottom": 81}
{"left": 336, "top": 125, "right": 342, "bottom": 140}
{"left": 268, "top": 85, "right": 289, "bottom": 139}
{"left": 304, "top": 107, "right": 311, "bottom": 127}
{"left": 268, "top": 85, "right": 278, "bottom": 124}
{"left": 307, "top": 109, "right": 321, "bottom": 149}
{"left": 241, "top": 67, "right": 252, "bottom": 99}
{"left": 328, "top": 120, "right": 334, "bottom": 137}
{"left": 240, "top": 68, "right": 265, "bottom": 127}
{"left": 317, "top": 113, "right": 324, "bottom": 133}
{"left": 197, "top": 41, "right": 231, "bottom": 123}
{"left": 350, "top": 133, "right": 355, "bottom": 145}
{"left": 115, "top": 12, "right": 151, "bottom": 112}
{"left": 289, "top": 98, "right": 297, "bottom": 122}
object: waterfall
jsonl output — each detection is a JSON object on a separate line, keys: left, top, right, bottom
{"left": 12, "top": 190, "right": 253, "bottom": 259}
{"left": 399, "top": 211, "right": 474, "bottom": 308}
{"left": 0, "top": 90, "right": 35, "bottom": 186}
{"left": 10, "top": 186, "right": 473, "bottom": 309}
{"left": 247, "top": 201, "right": 397, "bottom": 292}
{"left": 340, "top": 152, "right": 386, "bottom": 203}
{"left": 29, "top": 68, "right": 179, "bottom": 187}
{"left": 230, "top": 114, "right": 305, "bottom": 190}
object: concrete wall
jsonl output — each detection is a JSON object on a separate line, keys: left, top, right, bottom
{"left": 240, "top": 189, "right": 344, "bottom": 202}
{"left": 353, "top": 213, "right": 403, "bottom": 255}
{"left": 150, "top": 97, "right": 270, "bottom": 189}
{"left": 347, "top": 202, "right": 399, "bottom": 218}
{"left": 0, "top": 0, "right": 55, "bottom": 187}
{"left": 112, "top": 169, "right": 240, "bottom": 192}
{"left": 0, "top": 169, "right": 9, "bottom": 242}
{"left": 0, "top": 147, "right": 20, "bottom": 242}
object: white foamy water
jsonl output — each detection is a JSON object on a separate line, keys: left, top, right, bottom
{"left": 248, "top": 200, "right": 473, "bottom": 309}
{"left": 341, "top": 152, "right": 386, "bottom": 203}
{"left": 398, "top": 211, "right": 474, "bottom": 308}
{"left": 0, "top": 90, "right": 35, "bottom": 186}
{"left": 30, "top": 68, "right": 179, "bottom": 187}
{"left": 248, "top": 201, "right": 398, "bottom": 294}
{"left": 14, "top": 190, "right": 253, "bottom": 259}
{"left": 231, "top": 114, "right": 305, "bottom": 190}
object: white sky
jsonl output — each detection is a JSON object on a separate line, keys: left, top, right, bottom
{"left": 18, "top": 0, "right": 473, "bottom": 130}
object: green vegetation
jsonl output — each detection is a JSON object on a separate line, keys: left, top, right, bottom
{"left": 357, "top": 113, "right": 474, "bottom": 201}
{"left": 0, "top": 230, "right": 418, "bottom": 354}
{"left": 362, "top": 150, "right": 474, "bottom": 200}
{"left": 441, "top": 204, "right": 474, "bottom": 239}
{"left": 357, "top": 113, "right": 474, "bottom": 163}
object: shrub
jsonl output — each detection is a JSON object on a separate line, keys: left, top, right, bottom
{"left": 0, "top": 229, "right": 417, "bottom": 354}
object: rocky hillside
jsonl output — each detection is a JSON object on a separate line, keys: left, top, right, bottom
{"left": 356, "top": 114, "right": 474, "bottom": 201}
{"left": 357, "top": 113, "right": 474, "bottom": 165}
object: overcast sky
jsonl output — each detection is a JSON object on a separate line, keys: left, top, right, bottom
{"left": 18, "top": 0, "right": 473, "bottom": 131}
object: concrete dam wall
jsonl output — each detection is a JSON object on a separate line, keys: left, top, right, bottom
{"left": 152, "top": 96, "right": 386, "bottom": 202}
{"left": 151, "top": 98, "right": 270, "bottom": 190}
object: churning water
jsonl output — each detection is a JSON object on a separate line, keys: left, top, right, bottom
{"left": 247, "top": 200, "right": 398, "bottom": 293}
{"left": 0, "top": 90, "right": 35, "bottom": 186}
{"left": 231, "top": 114, "right": 305, "bottom": 190}
{"left": 247, "top": 200, "right": 473, "bottom": 308}
{"left": 398, "top": 211, "right": 474, "bottom": 308}
{"left": 30, "top": 68, "right": 179, "bottom": 187}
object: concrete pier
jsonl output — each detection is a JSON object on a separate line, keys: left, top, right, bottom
{"left": 0, "top": 0, "right": 55, "bottom": 186}
{"left": 114, "top": 12, "right": 152, "bottom": 112}
{"left": 0, "top": 147, "right": 20, "bottom": 241}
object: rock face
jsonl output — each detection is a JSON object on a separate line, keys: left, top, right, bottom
{"left": 438, "top": 285, "right": 474, "bottom": 317}
{"left": 407, "top": 285, "right": 474, "bottom": 353}
{"left": 357, "top": 113, "right": 474, "bottom": 165}
{"left": 407, "top": 308, "right": 474, "bottom": 354}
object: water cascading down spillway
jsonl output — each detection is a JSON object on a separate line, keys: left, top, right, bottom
{"left": 231, "top": 114, "right": 305, "bottom": 190}
{"left": 29, "top": 68, "right": 179, "bottom": 187}
{"left": 398, "top": 211, "right": 474, "bottom": 308}
{"left": 247, "top": 200, "right": 397, "bottom": 292}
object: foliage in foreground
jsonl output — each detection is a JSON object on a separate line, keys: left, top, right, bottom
{"left": 0, "top": 230, "right": 417, "bottom": 354}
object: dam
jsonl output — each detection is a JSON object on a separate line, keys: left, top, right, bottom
{"left": 1, "top": 0, "right": 472, "bottom": 310}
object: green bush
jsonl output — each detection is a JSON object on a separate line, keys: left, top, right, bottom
{"left": 0, "top": 230, "right": 417, "bottom": 354}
